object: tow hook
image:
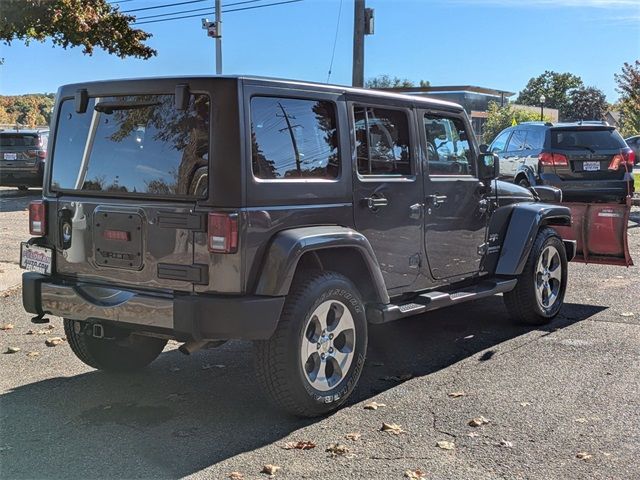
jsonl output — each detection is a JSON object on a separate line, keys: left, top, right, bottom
{"left": 92, "top": 323, "right": 105, "bottom": 339}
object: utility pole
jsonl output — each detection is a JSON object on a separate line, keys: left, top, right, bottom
{"left": 215, "top": 0, "right": 222, "bottom": 74}
{"left": 276, "top": 102, "right": 302, "bottom": 175}
{"left": 352, "top": 1, "right": 374, "bottom": 87}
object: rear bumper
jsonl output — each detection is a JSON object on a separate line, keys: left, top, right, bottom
{"left": 22, "top": 272, "right": 285, "bottom": 340}
{"left": 0, "top": 163, "right": 43, "bottom": 187}
{"left": 539, "top": 174, "right": 633, "bottom": 201}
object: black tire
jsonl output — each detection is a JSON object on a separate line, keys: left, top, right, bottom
{"left": 63, "top": 319, "right": 167, "bottom": 372}
{"left": 504, "top": 227, "right": 567, "bottom": 325}
{"left": 17, "top": 186, "right": 29, "bottom": 191}
{"left": 517, "top": 177, "right": 530, "bottom": 188}
{"left": 253, "top": 271, "right": 368, "bottom": 417}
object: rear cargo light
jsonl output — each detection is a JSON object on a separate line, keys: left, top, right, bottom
{"left": 103, "top": 229, "right": 130, "bottom": 242}
{"left": 29, "top": 200, "right": 46, "bottom": 236}
{"left": 539, "top": 152, "right": 568, "bottom": 166}
{"left": 608, "top": 148, "right": 635, "bottom": 170}
{"left": 207, "top": 212, "right": 238, "bottom": 253}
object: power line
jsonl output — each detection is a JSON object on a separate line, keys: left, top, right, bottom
{"left": 134, "top": 0, "right": 303, "bottom": 25}
{"left": 123, "top": 0, "right": 207, "bottom": 14}
{"left": 134, "top": 0, "right": 263, "bottom": 21}
{"left": 326, "top": 0, "right": 343, "bottom": 84}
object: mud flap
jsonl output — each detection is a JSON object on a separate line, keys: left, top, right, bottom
{"left": 553, "top": 197, "right": 633, "bottom": 267}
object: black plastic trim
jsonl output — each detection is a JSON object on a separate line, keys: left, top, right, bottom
{"left": 158, "top": 263, "right": 209, "bottom": 284}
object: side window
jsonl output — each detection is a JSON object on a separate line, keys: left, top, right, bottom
{"left": 250, "top": 96, "right": 339, "bottom": 180}
{"left": 506, "top": 129, "right": 527, "bottom": 151}
{"left": 524, "top": 129, "right": 544, "bottom": 150}
{"left": 423, "top": 114, "right": 475, "bottom": 176}
{"left": 354, "top": 106, "right": 411, "bottom": 176}
{"left": 490, "top": 130, "right": 511, "bottom": 153}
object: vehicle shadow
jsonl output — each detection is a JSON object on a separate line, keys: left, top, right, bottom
{"left": 0, "top": 297, "right": 605, "bottom": 479}
{"left": 0, "top": 188, "right": 41, "bottom": 213}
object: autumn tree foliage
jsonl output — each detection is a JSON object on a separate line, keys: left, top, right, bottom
{"left": 615, "top": 60, "right": 640, "bottom": 137}
{"left": 0, "top": 0, "right": 155, "bottom": 59}
{"left": 0, "top": 94, "right": 55, "bottom": 127}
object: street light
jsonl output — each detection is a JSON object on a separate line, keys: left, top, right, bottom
{"left": 539, "top": 94, "right": 546, "bottom": 121}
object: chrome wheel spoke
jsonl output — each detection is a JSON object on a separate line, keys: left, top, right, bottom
{"left": 549, "top": 264, "right": 562, "bottom": 282}
{"left": 534, "top": 245, "right": 562, "bottom": 311}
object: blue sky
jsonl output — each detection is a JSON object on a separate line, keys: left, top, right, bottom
{"left": 1, "top": 0, "right": 638, "bottom": 101}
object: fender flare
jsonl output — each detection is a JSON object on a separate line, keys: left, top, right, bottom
{"left": 514, "top": 166, "right": 537, "bottom": 186}
{"left": 495, "top": 203, "right": 571, "bottom": 276}
{"left": 254, "top": 226, "right": 389, "bottom": 303}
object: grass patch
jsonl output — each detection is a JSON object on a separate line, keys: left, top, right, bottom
{"left": 635, "top": 173, "right": 640, "bottom": 193}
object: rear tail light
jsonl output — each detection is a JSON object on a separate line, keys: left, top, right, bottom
{"left": 539, "top": 152, "right": 568, "bottom": 166}
{"left": 26, "top": 150, "right": 46, "bottom": 159}
{"left": 29, "top": 200, "right": 46, "bottom": 236}
{"left": 207, "top": 212, "right": 238, "bottom": 253}
{"left": 37, "top": 150, "right": 46, "bottom": 160}
{"left": 609, "top": 148, "right": 635, "bottom": 170}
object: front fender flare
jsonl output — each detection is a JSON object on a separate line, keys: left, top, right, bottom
{"left": 254, "top": 226, "right": 389, "bottom": 303}
{"left": 495, "top": 203, "right": 571, "bottom": 276}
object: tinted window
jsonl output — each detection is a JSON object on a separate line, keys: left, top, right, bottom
{"left": 524, "top": 129, "right": 544, "bottom": 150}
{"left": 355, "top": 106, "right": 411, "bottom": 176}
{"left": 51, "top": 94, "right": 210, "bottom": 197}
{"left": 491, "top": 130, "right": 511, "bottom": 153}
{"left": 507, "top": 129, "right": 527, "bottom": 151}
{"left": 551, "top": 129, "right": 626, "bottom": 150}
{"left": 251, "top": 97, "right": 339, "bottom": 180}
{"left": 0, "top": 134, "right": 38, "bottom": 147}
{"left": 424, "top": 115, "right": 475, "bottom": 176}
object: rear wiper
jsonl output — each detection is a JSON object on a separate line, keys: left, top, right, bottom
{"left": 570, "top": 144, "right": 596, "bottom": 153}
{"left": 94, "top": 100, "right": 160, "bottom": 114}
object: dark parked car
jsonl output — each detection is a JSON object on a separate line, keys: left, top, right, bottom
{"left": 488, "top": 122, "right": 635, "bottom": 201}
{"left": 624, "top": 135, "right": 640, "bottom": 165}
{"left": 0, "top": 129, "right": 49, "bottom": 190}
{"left": 22, "top": 76, "right": 580, "bottom": 417}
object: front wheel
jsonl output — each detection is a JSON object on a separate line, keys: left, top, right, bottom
{"left": 504, "top": 227, "right": 567, "bottom": 325}
{"left": 254, "top": 271, "right": 367, "bottom": 417}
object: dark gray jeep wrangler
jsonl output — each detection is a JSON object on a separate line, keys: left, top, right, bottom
{"left": 21, "top": 76, "right": 575, "bottom": 417}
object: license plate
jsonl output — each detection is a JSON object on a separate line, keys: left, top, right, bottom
{"left": 583, "top": 161, "right": 600, "bottom": 171}
{"left": 20, "top": 243, "right": 53, "bottom": 275}
{"left": 3, "top": 153, "right": 17, "bottom": 160}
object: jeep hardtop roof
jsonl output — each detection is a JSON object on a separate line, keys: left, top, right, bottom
{"left": 56, "top": 75, "right": 465, "bottom": 112}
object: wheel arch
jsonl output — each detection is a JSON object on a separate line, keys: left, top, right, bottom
{"left": 254, "top": 226, "right": 389, "bottom": 304}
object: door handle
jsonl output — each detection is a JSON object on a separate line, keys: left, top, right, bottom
{"left": 362, "top": 195, "right": 388, "bottom": 210}
{"left": 426, "top": 194, "right": 447, "bottom": 206}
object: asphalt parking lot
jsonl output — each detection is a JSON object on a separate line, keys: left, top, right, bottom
{"left": 1, "top": 187, "right": 639, "bottom": 480}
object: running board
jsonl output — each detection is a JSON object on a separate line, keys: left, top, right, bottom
{"left": 368, "top": 278, "right": 517, "bottom": 324}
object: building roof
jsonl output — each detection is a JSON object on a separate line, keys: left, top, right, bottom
{"left": 382, "top": 85, "right": 516, "bottom": 97}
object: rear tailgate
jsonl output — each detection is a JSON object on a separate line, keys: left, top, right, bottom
{"left": 0, "top": 133, "right": 41, "bottom": 167}
{"left": 47, "top": 86, "right": 211, "bottom": 292}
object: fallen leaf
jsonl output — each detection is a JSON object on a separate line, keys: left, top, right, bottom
{"left": 326, "top": 443, "right": 350, "bottom": 456}
{"left": 467, "top": 432, "right": 479, "bottom": 438}
{"left": 45, "top": 337, "right": 65, "bottom": 347}
{"left": 0, "top": 323, "right": 14, "bottom": 331}
{"left": 468, "top": 416, "right": 490, "bottom": 427}
{"left": 345, "top": 432, "right": 361, "bottom": 441}
{"left": 381, "top": 422, "right": 404, "bottom": 435}
{"left": 5, "top": 346, "right": 20, "bottom": 354}
{"left": 574, "top": 417, "right": 587, "bottom": 423}
{"left": 576, "top": 452, "right": 593, "bottom": 460}
{"left": 620, "top": 312, "right": 634, "bottom": 317}
{"left": 364, "top": 401, "right": 386, "bottom": 410}
{"left": 498, "top": 439, "right": 513, "bottom": 448}
{"left": 520, "top": 402, "right": 531, "bottom": 407}
{"left": 26, "top": 351, "right": 40, "bottom": 357}
{"left": 281, "top": 440, "right": 316, "bottom": 450}
{"left": 436, "top": 440, "right": 455, "bottom": 450}
{"left": 261, "top": 464, "right": 280, "bottom": 475}
{"left": 448, "top": 391, "right": 465, "bottom": 398}
{"left": 228, "top": 472, "right": 244, "bottom": 480}
{"left": 25, "top": 330, "right": 35, "bottom": 335}
{"left": 404, "top": 469, "right": 426, "bottom": 479}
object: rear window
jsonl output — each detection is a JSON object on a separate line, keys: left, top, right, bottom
{"left": 0, "top": 134, "right": 39, "bottom": 148}
{"left": 551, "top": 129, "right": 625, "bottom": 150}
{"left": 51, "top": 94, "right": 210, "bottom": 197}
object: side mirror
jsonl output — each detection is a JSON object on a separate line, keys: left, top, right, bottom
{"left": 478, "top": 153, "right": 499, "bottom": 182}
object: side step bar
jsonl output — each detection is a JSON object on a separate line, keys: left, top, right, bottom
{"left": 368, "top": 278, "right": 517, "bottom": 325}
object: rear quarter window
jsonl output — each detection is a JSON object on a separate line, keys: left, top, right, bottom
{"left": 50, "top": 94, "right": 210, "bottom": 197}
{"left": 551, "top": 129, "right": 625, "bottom": 150}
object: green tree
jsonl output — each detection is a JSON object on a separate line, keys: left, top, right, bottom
{"left": 482, "top": 102, "right": 551, "bottom": 144}
{"left": 0, "top": 94, "right": 55, "bottom": 126}
{"left": 566, "top": 87, "right": 608, "bottom": 122}
{"left": 614, "top": 60, "right": 640, "bottom": 137}
{"left": 0, "top": 0, "right": 155, "bottom": 59}
{"left": 516, "top": 71, "right": 584, "bottom": 121}
{"left": 365, "top": 75, "right": 430, "bottom": 89}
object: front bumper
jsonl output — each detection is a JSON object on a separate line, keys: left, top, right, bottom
{"left": 22, "top": 272, "right": 285, "bottom": 341}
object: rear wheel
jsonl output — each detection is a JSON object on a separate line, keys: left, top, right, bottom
{"left": 504, "top": 228, "right": 567, "bottom": 325}
{"left": 517, "top": 177, "right": 530, "bottom": 188}
{"left": 254, "top": 271, "right": 367, "bottom": 417}
{"left": 64, "top": 319, "right": 167, "bottom": 372}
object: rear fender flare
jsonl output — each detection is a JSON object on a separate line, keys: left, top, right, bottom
{"left": 495, "top": 203, "right": 571, "bottom": 276}
{"left": 515, "top": 166, "right": 537, "bottom": 186}
{"left": 254, "top": 226, "right": 389, "bottom": 303}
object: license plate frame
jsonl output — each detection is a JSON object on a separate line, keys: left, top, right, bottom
{"left": 583, "top": 161, "right": 600, "bottom": 172}
{"left": 3, "top": 152, "right": 17, "bottom": 160}
{"left": 20, "top": 243, "right": 53, "bottom": 275}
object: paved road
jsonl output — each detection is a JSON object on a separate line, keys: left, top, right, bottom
{"left": 0, "top": 191, "right": 638, "bottom": 479}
